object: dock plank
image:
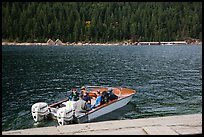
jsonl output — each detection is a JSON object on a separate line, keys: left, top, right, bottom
{"left": 143, "top": 126, "right": 178, "bottom": 135}
{"left": 2, "top": 113, "right": 202, "bottom": 135}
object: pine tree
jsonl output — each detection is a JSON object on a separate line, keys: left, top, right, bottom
{"left": 2, "top": 2, "right": 202, "bottom": 43}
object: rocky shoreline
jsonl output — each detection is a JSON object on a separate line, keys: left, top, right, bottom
{"left": 2, "top": 40, "right": 202, "bottom": 46}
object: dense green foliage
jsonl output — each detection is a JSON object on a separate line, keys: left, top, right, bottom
{"left": 2, "top": 2, "right": 202, "bottom": 43}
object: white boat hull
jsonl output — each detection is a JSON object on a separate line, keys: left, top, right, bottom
{"left": 77, "top": 94, "right": 134, "bottom": 123}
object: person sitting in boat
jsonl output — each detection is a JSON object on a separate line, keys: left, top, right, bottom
{"left": 73, "top": 94, "right": 91, "bottom": 117}
{"left": 82, "top": 91, "right": 92, "bottom": 110}
{"left": 68, "top": 88, "right": 79, "bottom": 101}
{"left": 107, "top": 88, "right": 118, "bottom": 101}
{"left": 101, "top": 91, "right": 109, "bottom": 104}
{"left": 91, "top": 91, "right": 102, "bottom": 109}
{"left": 80, "top": 86, "right": 86, "bottom": 94}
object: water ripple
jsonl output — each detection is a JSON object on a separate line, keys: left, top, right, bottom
{"left": 2, "top": 45, "right": 202, "bottom": 131}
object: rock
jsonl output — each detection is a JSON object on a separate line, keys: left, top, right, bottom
{"left": 47, "top": 39, "right": 55, "bottom": 45}
{"left": 55, "top": 39, "right": 63, "bottom": 45}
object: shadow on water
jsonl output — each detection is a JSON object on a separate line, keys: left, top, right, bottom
{"left": 32, "top": 120, "right": 58, "bottom": 128}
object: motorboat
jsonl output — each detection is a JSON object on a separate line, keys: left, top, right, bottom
{"left": 31, "top": 86, "right": 136, "bottom": 126}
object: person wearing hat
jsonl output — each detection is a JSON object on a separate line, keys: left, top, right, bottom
{"left": 81, "top": 86, "right": 85, "bottom": 90}
{"left": 80, "top": 86, "right": 87, "bottom": 94}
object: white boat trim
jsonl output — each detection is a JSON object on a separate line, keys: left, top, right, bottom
{"left": 77, "top": 93, "right": 134, "bottom": 123}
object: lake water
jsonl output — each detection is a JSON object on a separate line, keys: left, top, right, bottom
{"left": 2, "top": 45, "right": 202, "bottom": 131}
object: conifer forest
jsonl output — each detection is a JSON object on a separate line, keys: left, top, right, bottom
{"left": 2, "top": 2, "right": 202, "bottom": 43}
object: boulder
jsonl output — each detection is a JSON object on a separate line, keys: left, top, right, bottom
{"left": 47, "top": 39, "right": 55, "bottom": 45}
{"left": 55, "top": 39, "right": 63, "bottom": 45}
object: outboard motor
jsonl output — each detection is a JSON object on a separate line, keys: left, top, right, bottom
{"left": 57, "top": 101, "right": 76, "bottom": 126}
{"left": 57, "top": 107, "right": 74, "bottom": 126}
{"left": 31, "top": 102, "right": 50, "bottom": 122}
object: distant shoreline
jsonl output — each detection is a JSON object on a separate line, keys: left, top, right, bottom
{"left": 2, "top": 41, "right": 202, "bottom": 46}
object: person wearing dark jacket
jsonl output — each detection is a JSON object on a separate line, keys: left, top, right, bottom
{"left": 101, "top": 91, "right": 109, "bottom": 104}
{"left": 107, "top": 88, "right": 118, "bottom": 101}
{"left": 82, "top": 92, "right": 92, "bottom": 110}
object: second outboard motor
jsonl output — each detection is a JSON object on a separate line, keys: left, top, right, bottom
{"left": 57, "top": 101, "right": 76, "bottom": 125}
{"left": 57, "top": 107, "right": 74, "bottom": 126}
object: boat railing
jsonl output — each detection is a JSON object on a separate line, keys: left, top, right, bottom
{"left": 49, "top": 98, "right": 68, "bottom": 108}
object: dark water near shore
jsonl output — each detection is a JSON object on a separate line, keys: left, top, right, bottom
{"left": 2, "top": 45, "right": 202, "bottom": 131}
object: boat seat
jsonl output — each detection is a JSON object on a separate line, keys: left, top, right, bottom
{"left": 91, "top": 99, "right": 96, "bottom": 106}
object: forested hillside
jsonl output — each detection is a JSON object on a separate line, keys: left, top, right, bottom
{"left": 2, "top": 2, "right": 202, "bottom": 43}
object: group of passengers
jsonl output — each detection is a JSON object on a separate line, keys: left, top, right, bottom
{"left": 67, "top": 86, "right": 118, "bottom": 117}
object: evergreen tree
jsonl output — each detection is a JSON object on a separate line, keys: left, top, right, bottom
{"left": 2, "top": 2, "right": 202, "bottom": 43}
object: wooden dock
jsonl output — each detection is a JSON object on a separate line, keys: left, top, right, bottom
{"left": 2, "top": 113, "right": 202, "bottom": 135}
